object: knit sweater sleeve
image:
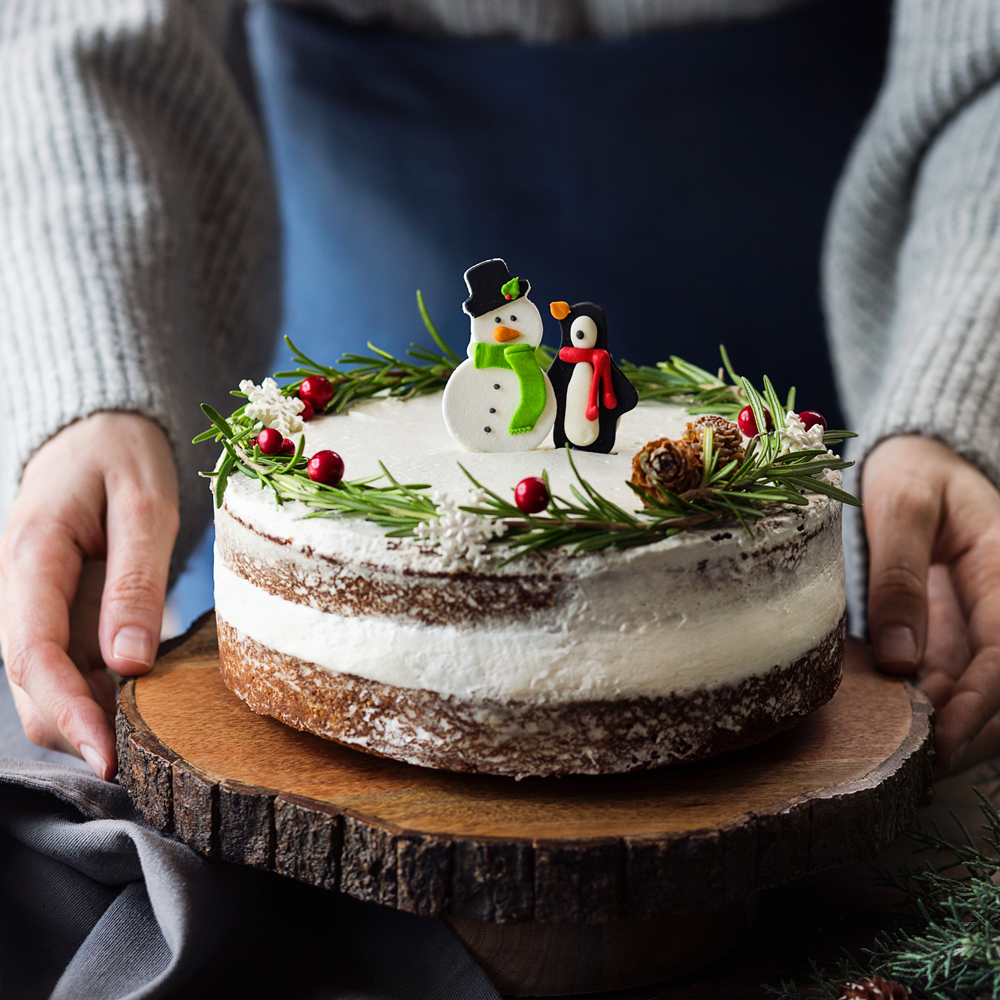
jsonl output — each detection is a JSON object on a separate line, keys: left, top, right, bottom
{"left": 0, "top": 1, "right": 279, "bottom": 576}
{"left": 823, "top": 0, "right": 1000, "bottom": 629}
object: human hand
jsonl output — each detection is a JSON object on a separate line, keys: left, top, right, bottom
{"left": 863, "top": 435, "right": 1000, "bottom": 777}
{"left": 0, "top": 414, "right": 179, "bottom": 779}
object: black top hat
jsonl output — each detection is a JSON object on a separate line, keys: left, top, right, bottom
{"left": 463, "top": 259, "right": 530, "bottom": 318}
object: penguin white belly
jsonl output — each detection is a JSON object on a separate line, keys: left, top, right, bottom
{"left": 564, "top": 363, "right": 600, "bottom": 447}
{"left": 442, "top": 359, "right": 556, "bottom": 453}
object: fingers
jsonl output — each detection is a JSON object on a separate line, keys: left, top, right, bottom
{"left": 1, "top": 518, "right": 117, "bottom": 777}
{"left": 916, "top": 564, "right": 971, "bottom": 711}
{"left": 933, "top": 527, "right": 1000, "bottom": 775}
{"left": 863, "top": 438, "right": 944, "bottom": 673}
{"left": 933, "top": 645, "right": 1000, "bottom": 776}
{"left": 6, "top": 674, "right": 77, "bottom": 756}
{"left": 98, "top": 467, "right": 179, "bottom": 676}
{"left": 863, "top": 436, "right": 1000, "bottom": 776}
{"left": 947, "top": 707, "right": 1000, "bottom": 776}
{"left": 0, "top": 413, "right": 180, "bottom": 780}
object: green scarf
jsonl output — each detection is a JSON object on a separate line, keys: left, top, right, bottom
{"left": 473, "top": 342, "right": 547, "bottom": 435}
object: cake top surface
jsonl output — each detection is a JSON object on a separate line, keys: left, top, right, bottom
{"left": 221, "top": 389, "right": 841, "bottom": 576}
{"left": 288, "top": 390, "right": 689, "bottom": 508}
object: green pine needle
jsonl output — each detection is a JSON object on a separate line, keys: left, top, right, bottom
{"left": 767, "top": 780, "right": 1000, "bottom": 1000}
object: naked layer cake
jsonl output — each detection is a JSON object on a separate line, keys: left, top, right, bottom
{"left": 213, "top": 391, "right": 846, "bottom": 777}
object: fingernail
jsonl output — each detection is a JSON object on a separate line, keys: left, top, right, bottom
{"left": 112, "top": 626, "right": 154, "bottom": 667}
{"left": 876, "top": 625, "right": 917, "bottom": 665}
{"left": 79, "top": 744, "right": 108, "bottom": 779}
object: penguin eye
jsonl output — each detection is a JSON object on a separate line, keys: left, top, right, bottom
{"left": 570, "top": 315, "right": 598, "bottom": 346}
{"left": 510, "top": 315, "right": 517, "bottom": 322}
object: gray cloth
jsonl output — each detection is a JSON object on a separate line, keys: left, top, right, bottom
{"left": 0, "top": 674, "right": 499, "bottom": 1000}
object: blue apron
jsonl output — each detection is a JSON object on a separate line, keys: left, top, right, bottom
{"left": 246, "top": 0, "right": 889, "bottom": 428}
{"left": 170, "top": 0, "right": 888, "bottom": 629}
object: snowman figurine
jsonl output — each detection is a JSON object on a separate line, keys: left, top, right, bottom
{"left": 442, "top": 259, "right": 557, "bottom": 452}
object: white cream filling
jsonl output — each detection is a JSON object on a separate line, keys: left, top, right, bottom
{"left": 215, "top": 554, "right": 845, "bottom": 703}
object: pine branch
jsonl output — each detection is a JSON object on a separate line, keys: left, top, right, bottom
{"left": 768, "top": 787, "right": 1000, "bottom": 1000}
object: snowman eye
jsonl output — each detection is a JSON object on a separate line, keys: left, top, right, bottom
{"left": 494, "top": 316, "right": 501, "bottom": 324}
{"left": 510, "top": 314, "right": 517, "bottom": 322}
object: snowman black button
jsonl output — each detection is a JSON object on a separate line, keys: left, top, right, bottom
{"left": 493, "top": 383, "right": 500, "bottom": 389}
{"left": 484, "top": 426, "right": 491, "bottom": 433}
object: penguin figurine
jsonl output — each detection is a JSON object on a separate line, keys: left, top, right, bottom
{"left": 546, "top": 301, "right": 638, "bottom": 453}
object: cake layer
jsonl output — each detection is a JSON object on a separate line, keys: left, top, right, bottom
{"left": 217, "top": 613, "right": 846, "bottom": 777}
{"left": 214, "top": 512, "right": 844, "bottom": 702}
{"left": 215, "top": 393, "right": 846, "bottom": 704}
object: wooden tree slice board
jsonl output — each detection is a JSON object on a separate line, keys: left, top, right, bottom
{"left": 117, "top": 611, "right": 932, "bottom": 994}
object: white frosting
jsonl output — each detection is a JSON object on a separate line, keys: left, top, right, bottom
{"left": 214, "top": 391, "right": 846, "bottom": 704}
{"left": 225, "top": 390, "right": 693, "bottom": 528}
{"left": 216, "top": 552, "right": 844, "bottom": 702}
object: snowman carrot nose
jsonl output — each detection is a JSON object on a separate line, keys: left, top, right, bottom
{"left": 493, "top": 326, "right": 521, "bottom": 342}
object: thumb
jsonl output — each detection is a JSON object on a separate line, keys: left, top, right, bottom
{"left": 862, "top": 439, "right": 943, "bottom": 673}
{"left": 98, "top": 476, "right": 179, "bottom": 677}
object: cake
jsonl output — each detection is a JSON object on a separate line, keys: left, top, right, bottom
{"left": 212, "top": 390, "right": 846, "bottom": 778}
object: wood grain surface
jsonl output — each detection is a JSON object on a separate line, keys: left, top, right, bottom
{"left": 117, "top": 610, "right": 933, "bottom": 926}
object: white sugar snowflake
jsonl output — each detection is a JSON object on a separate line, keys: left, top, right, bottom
{"left": 414, "top": 489, "right": 507, "bottom": 570}
{"left": 240, "top": 377, "right": 305, "bottom": 437}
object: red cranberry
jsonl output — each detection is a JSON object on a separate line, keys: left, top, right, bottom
{"left": 257, "top": 428, "right": 283, "bottom": 455}
{"left": 299, "top": 399, "right": 315, "bottom": 421}
{"left": 307, "top": 450, "right": 344, "bottom": 486}
{"left": 299, "top": 376, "right": 334, "bottom": 411}
{"left": 737, "top": 404, "right": 773, "bottom": 438}
{"left": 798, "top": 410, "right": 827, "bottom": 431}
{"left": 514, "top": 476, "right": 549, "bottom": 514}
{"left": 280, "top": 437, "right": 295, "bottom": 456}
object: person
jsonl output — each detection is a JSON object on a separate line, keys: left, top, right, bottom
{"left": 1, "top": 0, "right": 1000, "bottom": 792}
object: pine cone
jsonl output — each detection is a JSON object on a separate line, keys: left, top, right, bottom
{"left": 840, "top": 976, "right": 910, "bottom": 1000}
{"left": 683, "top": 414, "right": 745, "bottom": 469}
{"left": 631, "top": 437, "right": 702, "bottom": 505}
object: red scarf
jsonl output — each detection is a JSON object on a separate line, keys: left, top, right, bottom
{"left": 558, "top": 347, "right": 617, "bottom": 421}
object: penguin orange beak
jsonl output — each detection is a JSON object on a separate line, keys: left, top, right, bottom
{"left": 493, "top": 326, "right": 521, "bottom": 342}
{"left": 550, "top": 301, "right": 571, "bottom": 320}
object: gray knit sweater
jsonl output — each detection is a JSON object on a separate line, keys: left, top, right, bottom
{"left": 1, "top": 0, "right": 998, "bottom": 627}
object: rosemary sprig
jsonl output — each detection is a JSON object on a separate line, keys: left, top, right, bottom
{"left": 272, "top": 294, "right": 460, "bottom": 413}
{"left": 619, "top": 347, "right": 747, "bottom": 416}
{"left": 195, "top": 296, "right": 859, "bottom": 561}
{"left": 447, "top": 437, "right": 855, "bottom": 564}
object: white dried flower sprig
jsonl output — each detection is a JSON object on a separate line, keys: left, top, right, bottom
{"left": 414, "top": 489, "right": 507, "bottom": 569}
{"left": 779, "top": 411, "right": 843, "bottom": 488}
{"left": 777, "top": 410, "right": 826, "bottom": 453}
{"left": 240, "top": 377, "right": 305, "bottom": 437}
